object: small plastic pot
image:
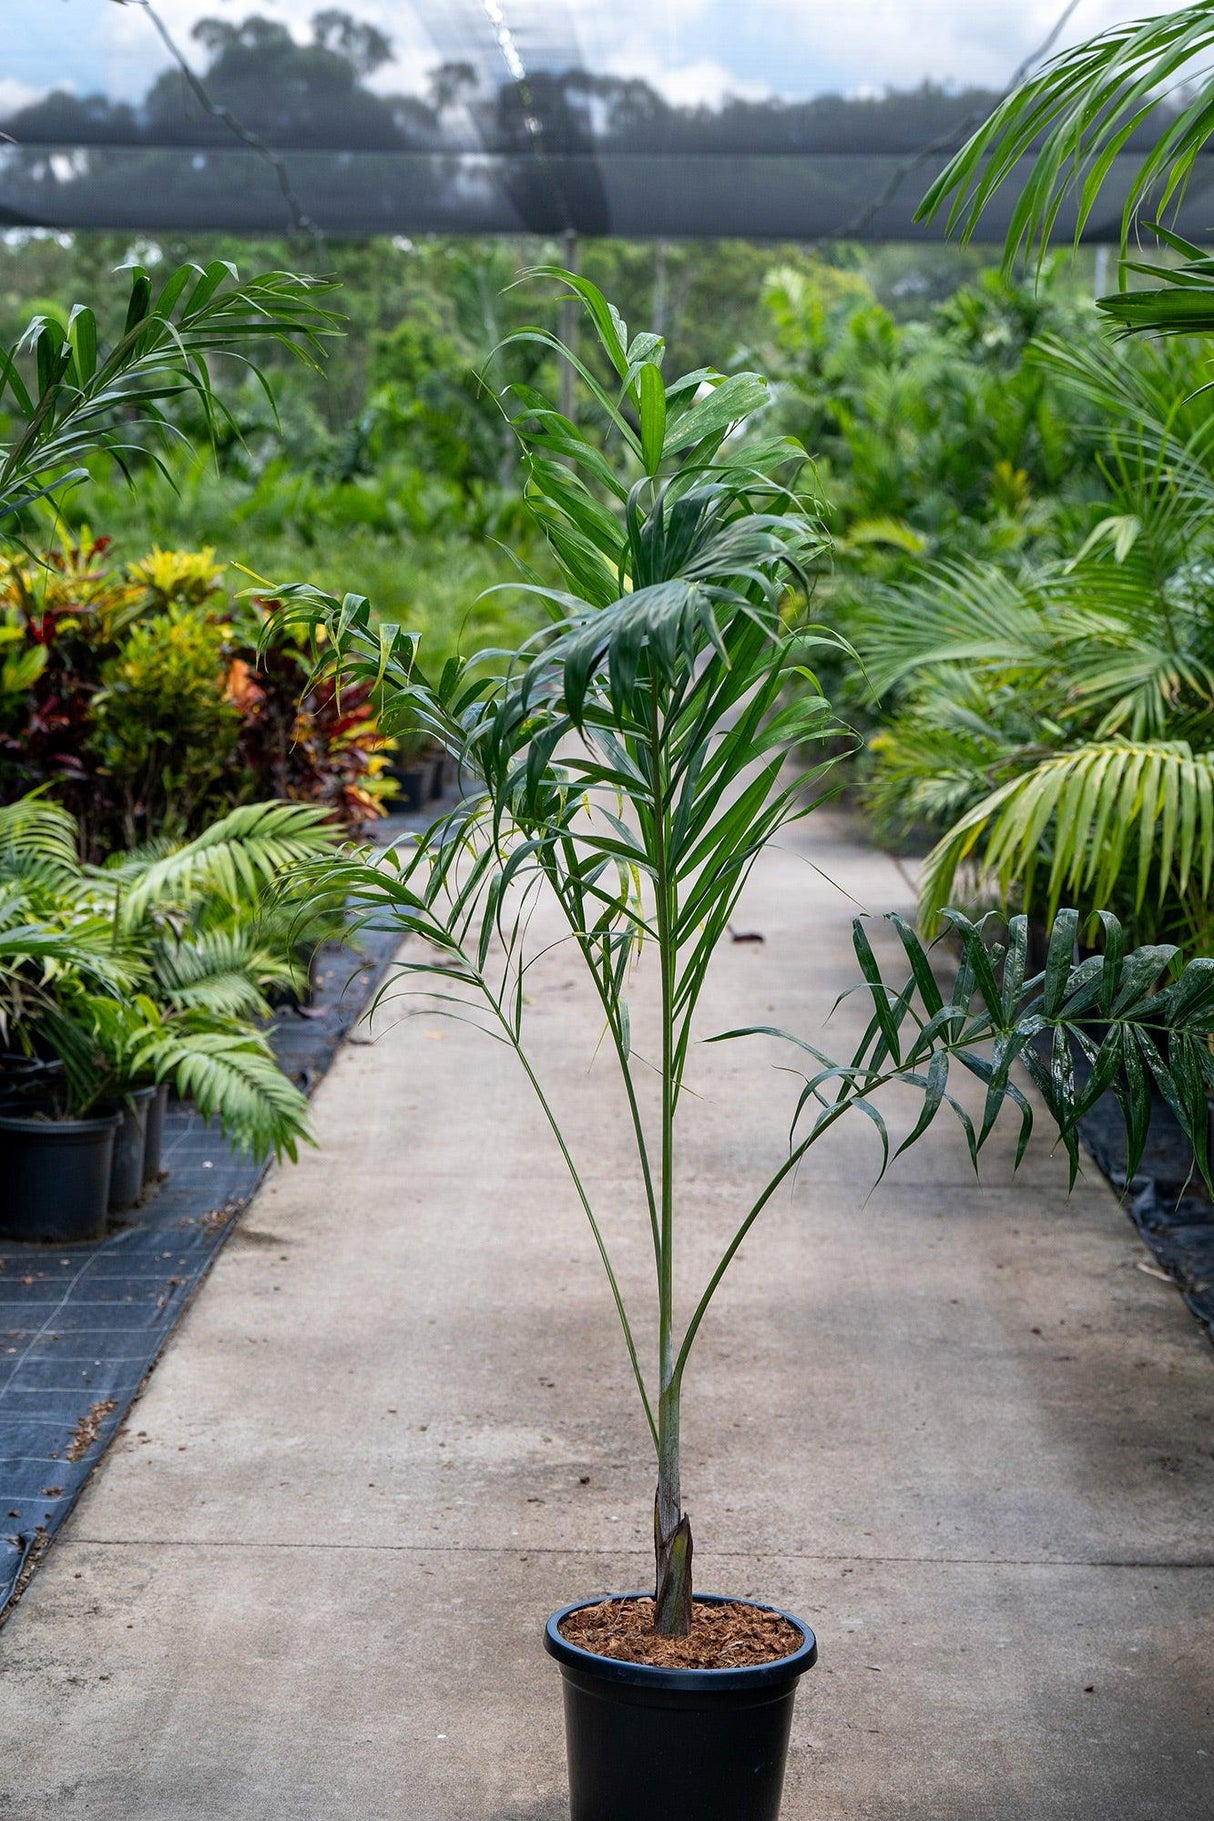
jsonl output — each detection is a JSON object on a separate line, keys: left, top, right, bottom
{"left": 106, "top": 1085, "right": 157, "bottom": 1212}
{"left": 544, "top": 1594, "right": 817, "bottom": 1821}
{"left": 0, "top": 1108, "right": 122, "bottom": 1243}
{"left": 392, "top": 763, "right": 429, "bottom": 811}
{"left": 142, "top": 1081, "right": 170, "bottom": 1186}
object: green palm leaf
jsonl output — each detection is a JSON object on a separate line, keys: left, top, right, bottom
{"left": 0, "top": 261, "right": 338, "bottom": 525}
{"left": 151, "top": 924, "right": 300, "bottom": 1020}
{"left": 858, "top": 559, "right": 1053, "bottom": 698}
{"left": 918, "top": 6, "right": 1214, "bottom": 267}
{"left": 920, "top": 738, "right": 1214, "bottom": 933}
{"left": 134, "top": 1023, "right": 312, "bottom": 1163}
{"left": 117, "top": 801, "right": 343, "bottom": 922}
{"left": 0, "top": 794, "right": 84, "bottom": 893}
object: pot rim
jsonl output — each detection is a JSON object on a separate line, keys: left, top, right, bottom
{"left": 544, "top": 1592, "right": 817, "bottom": 1693}
{"left": 101, "top": 1083, "right": 159, "bottom": 1109}
{"left": 0, "top": 1108, "right": 122, "bottom": 1135}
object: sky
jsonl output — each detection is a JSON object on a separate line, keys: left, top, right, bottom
{"left": 1, "top": 0, "right": 1193, "bottom": 118}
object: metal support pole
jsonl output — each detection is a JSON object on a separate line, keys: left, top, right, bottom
{"left": 1093, "top": 243, "right": 1111, "bottom": 299}
{"left": 653, "top": 238, "right": 669, "bottom": 340}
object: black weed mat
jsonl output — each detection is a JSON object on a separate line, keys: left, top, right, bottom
{"left": 0, "top": 825, "right": 418, "bottom": 1620}
{"left": 1075, "top": 1086, "right": 1214, "bottom": 1343}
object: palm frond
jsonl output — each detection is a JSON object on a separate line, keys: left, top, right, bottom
{"left": 857, "top": 560, "right": 1053, "bottom": 698}
{"left": 920, "top": 738, "right": 1214, "bottom": 933}
{"left": 0, "top": 794, "right": 83, "bottom": 892}
{"left": 918, "top": 6, "right": 1214, "bottom": 266}
{"left": 133, "top": 1021, "right": 312, "bottom": 1163}
{"left": 0, "top": 262, "right": 339, "bottom": 525}
{"left": 117, "top": 801, "right": 343, "bottom": 922}
{"left": 737, "top": 907, "right": 1214, "bottom": 1195}
{"left": 151, "top": 924, "right": 300, "bottom": 1019}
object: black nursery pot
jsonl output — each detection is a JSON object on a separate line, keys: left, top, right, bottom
{"left": 389, "top": 761, "right": 430, "bottom": 811}
{"left": 544, "top": 1595, "right": 817, "bottom": 1821}
{"left": 0, "top": 1109, "right": 121, "bottom": 1243}
{"left": 106, "top": 1085, "right": 157, "bottom": 1212}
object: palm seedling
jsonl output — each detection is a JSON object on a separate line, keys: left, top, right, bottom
{"left": 273, "top": 273, "right": 1214, "bottom": 1640}
{"left": 0, "top": 259, "right": 338, "bottom": 532}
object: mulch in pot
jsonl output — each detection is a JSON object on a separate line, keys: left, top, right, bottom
{"left": 559, "top": 1596, "right": 804, "bottom": 1670}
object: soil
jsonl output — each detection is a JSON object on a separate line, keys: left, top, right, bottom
{"left": 559, "top": 1596, "right": 804, "bottom": 1670}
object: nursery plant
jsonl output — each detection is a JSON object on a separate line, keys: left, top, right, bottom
{"left": 851, "top": 327, "right": 1214, "bottom": 946}
{"left": 860, "top": 0, "right": 1214, "bottom": 946}
{"left": 0, "top": 257, "right": 335, "bottom": 532}
{"left": 0, "top": 539, "right": 394, "bottom": 849}
{"left": 273, "top": 274, "right": 1214, "bottom": 1817}
{"left": 0, "top": 794, "right": 341, "bottom": 1160}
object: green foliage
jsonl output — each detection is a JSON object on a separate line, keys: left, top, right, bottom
{"left": 848, "top": 274, "right": 1214, "bottom": 949}
{"left": 91, "top": 606, "right": 241, "bottom": 839}
{"left": 0, "top": 797, "right": 131, "bottom": 1044}
{"left": 1099, "top": 230, "right": 1214, "bottom": 338}
{"left": 0, "top": 538, "right": 395, "bottom": 850}
{"left": 921, "top": 6, "right": 1214, "bottom": 260}
{"left": 114, "top": 799, "right": 349, "bottom": 923}
{"left": 745, "top": 908, "right": 1214, "bottom": 1198}
{"left": 0, "top": 792, "right": 341, "bottom": 1157}
{"left": 918, "top": 742, "right": 1214, "bottom": 941}
{"left": 762, "top": 262, "right": 1092, "bottom": 593}
{"left": 918, "top": 3, "right": 1214, "bottom": 340}
{"left": 0, "top": 259, "right": 337, "bottom": 528}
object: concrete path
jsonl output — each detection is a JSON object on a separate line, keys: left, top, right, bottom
{"left": 1, "top": 811, "right": 1211, "bottom": 1820}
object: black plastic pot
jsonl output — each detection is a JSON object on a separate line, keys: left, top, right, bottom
{"left": 392, "top": 763, "right": 429, "bottom": 811}
{"left": 0, "top": 1052, "right": 50, "bottom": 1094}
{"left": 0, "top": 1108, "right": 122, "bottom": 1243}
{"left": 142, "top": 1082, "right": 170, "bottom": 1186}
{"left": 106, "top": 1085, "right": 156, "bottom": 1212}
{"left": 545, "top": 1594, "right": 817, "bottom": 1821}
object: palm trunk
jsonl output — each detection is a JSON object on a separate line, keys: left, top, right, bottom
{"left": 653, "top": 1382, "right": 692, "bottom": 1634}
{"left": 650, "top": 677, "right": 692, "bottom": 1636}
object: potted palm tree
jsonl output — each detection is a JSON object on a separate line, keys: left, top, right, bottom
{"left": 274, "top": 272, "right": 1214, "bottom": 1821}
{"left": 0, "top": 797, "right": 131, "bottom": 1239}
{"left": 0, "top": 796, "right": 341, "bottom": 1242}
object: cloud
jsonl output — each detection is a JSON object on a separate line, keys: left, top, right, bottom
{"left": 0, "top": 78, "right": 50, "bottom": 117}
{"left": 11, "top": 0, "right": 1201, "bottom": 118}
{"left": 569, "top": 0, "right": 1193, "bottom": 99}
{"left": 633, "top": 59, "right": 771, "bottom": 110}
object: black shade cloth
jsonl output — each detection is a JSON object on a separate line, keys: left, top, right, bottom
{"left": 1, "top": 145, "right": 1198, "bottom": 241}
